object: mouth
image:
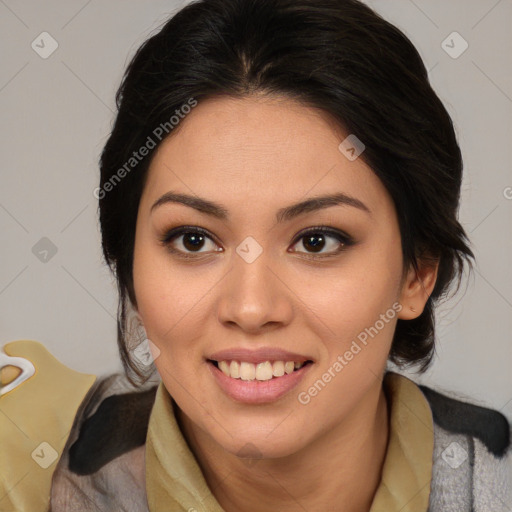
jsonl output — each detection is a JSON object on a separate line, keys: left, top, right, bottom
{"left": 207, "top": 358, "right": 314, "bottom": 381}
{"left": 206, "top": 357, "right": 314, "bottom": 404}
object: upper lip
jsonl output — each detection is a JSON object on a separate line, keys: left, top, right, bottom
{"left": 207, "top": 347, "right": 314, "bottom": 365}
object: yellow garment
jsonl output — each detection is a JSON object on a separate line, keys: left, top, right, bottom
{"left": 0, "top": 340, "right": 96, "bottom": 512}
{"left": 145, "top": 372, "right": 434, "bottom": 511}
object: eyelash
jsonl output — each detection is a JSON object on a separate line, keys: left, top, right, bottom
{"left": 158, "top": 225, "right": 355, "bottom": 261}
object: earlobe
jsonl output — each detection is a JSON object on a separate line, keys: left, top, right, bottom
{"left": 398, "top": 260, "right": 439, "bottom": 320}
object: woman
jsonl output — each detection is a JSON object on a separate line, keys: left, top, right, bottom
{"left": 1, "top": 0, "right": 510, "bottom": 510}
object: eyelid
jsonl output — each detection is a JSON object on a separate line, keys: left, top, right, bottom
{"left": 291, "top": 226, "right": 353, "bottom": 245}
{"left": 158, "top": 225, "right": 219, "bottom": 245}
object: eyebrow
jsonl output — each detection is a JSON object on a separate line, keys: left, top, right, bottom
{"left": 150, "top": 191, "right": 371, "bottom": 222}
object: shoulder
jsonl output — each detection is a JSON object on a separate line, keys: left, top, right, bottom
{"left": 50, "top": 372, "right": 158, "bottom": 511}
{"left": 66, "top": 372, "right": 158, "bottom": 474}
{"left": 418, "top": 383, "right": 512, "bottom": 512}
{"left": 419, "top": 383, "right": 510, "bottom": 457}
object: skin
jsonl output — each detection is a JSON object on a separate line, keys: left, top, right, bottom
{"left": 132, "top": 94, "right": 438, "bottom": 512}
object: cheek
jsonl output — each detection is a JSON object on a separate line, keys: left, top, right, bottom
{"left": 304, "top": 248, "right": 401, "bottom": 328}
{"left": 132, "top": 237, "right": 217, "bottom": 367}
{"left": 296, "top": 242, "right": 403, "bottom": 373}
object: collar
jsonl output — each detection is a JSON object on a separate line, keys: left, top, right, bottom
{"left": 146, "top": 372, "right": 434, "bottom": 511}
{"left": 369, "top": 372, "right": 434, "bottom": 511}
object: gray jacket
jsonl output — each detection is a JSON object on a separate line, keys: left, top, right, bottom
{"left": 49, "top": 374, "right": 512, "bottom": 512}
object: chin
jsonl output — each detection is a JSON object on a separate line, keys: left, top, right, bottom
{"left": 211, "top": 422, "right": 308, "bottom": 461}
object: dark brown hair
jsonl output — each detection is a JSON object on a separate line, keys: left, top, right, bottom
{"left": 98, "top": 0, "right": 474, "bottom": 385}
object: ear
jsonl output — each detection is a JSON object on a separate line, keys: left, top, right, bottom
{"left": 397, "top": 258, "right": 439, "bottom": 320}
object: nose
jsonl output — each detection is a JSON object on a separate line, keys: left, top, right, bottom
{"left": 216, "top": 250, "right": 294, "bottom": 334}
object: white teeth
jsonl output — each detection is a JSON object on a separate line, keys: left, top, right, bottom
{"left": 256, "top": 361, "right": 273, "bottom": 380}
{"left": 218, "top": 360, "right": 230, "bottom": 376}
{"left": 284, "top": 361, "right": 294, "bottom": 374}
{"left": 229, "top": 360, "right": 240, "bottom": 378}
{"left": 272, "top": 360, "right": 285, "bottom": 377}
{"left": 214, "top": 359, "right": 308, "bottom": 381}
{"left": 240, "top": 362, "right": 255, "bottom": 381}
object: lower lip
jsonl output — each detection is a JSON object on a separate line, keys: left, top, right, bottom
{"left": 207, "top": 360, "right": 313, "bottom": 404}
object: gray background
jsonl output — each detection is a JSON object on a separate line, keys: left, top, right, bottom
{"left": 1, "top": 0, "right": 511, "bottom": 421}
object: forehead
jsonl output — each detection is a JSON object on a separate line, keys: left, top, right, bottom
{"left": 142, "top": 94, "right": 391, "bottom": 218}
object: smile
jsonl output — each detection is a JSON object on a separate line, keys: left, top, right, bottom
{"left": 210, "top": 359, "right": 312, "bottom": 381}
{"left": 207, "top": 359, "right": 314, "bottom": 404}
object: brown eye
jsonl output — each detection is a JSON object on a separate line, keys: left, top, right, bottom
{"left": 301, "top": 233, "right": 329, "bottom": 253}
{"left": 159, "top": 226, "right": 222, "bottom": 257}
{"left": 290, "top": 227, "right": 353, "bottom": 257}
{"left": 180, "top": 232, "right": 207, "bottom": 251}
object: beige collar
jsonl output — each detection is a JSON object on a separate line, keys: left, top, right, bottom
{"left": 369, "top": 372, "right": 434, "bottom": 511}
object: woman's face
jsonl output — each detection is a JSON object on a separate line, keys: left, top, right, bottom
{"left": 133, "top": 94, "right": 411, "bottom": 458}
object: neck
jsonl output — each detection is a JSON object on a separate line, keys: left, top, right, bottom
{"left": 176, "top": 378, "right": 389, "bottom": 512}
